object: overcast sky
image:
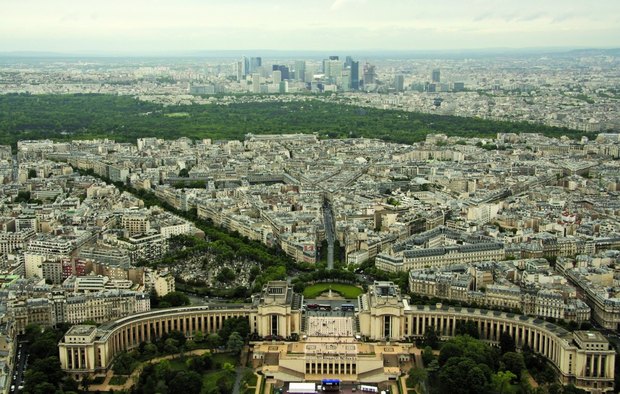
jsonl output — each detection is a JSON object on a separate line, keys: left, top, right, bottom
{"left": 1, "top": 0, "right": 619, "bottom": 54}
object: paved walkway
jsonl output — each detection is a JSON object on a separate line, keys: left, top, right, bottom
{"left": 524, "top": 370, "right": 539, "bottom": 388}
{"left": 88, "top": 349, "right": 212, "bottom": 392}
{"left": 255, "top": 374, "right": 264, "bottom": 394}
{"left": 307, "top": 316, "right": 354, "bottom": 337}
{"left": 232, "top": 366, "right": 245, "bottom": 394}
{"left": 400, "top": 375, "right": 409, "bottom": 394}
{"left": 264, "top": 381, "right": 273, "bottom": 394}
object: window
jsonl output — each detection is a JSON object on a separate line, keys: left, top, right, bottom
{"left": 384, "top": 316, "right": 391, "bottom": 338}
{"left": 271, "top": 315, "right": 278, "bottom": 336}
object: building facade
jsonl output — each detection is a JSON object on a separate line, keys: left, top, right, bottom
{"left": 58, "top": 281, "right": 615, "bottom": 392}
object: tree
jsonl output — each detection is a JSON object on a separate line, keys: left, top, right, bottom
{"left": 28, "top": 336, "right": 57, "bottom": 359}
{"left": 29, "top": 357, "right": 64, "bottom": 383}
{"left": 178, "top": 168, "right": 190, "bottom": 177}
{"left": 423, "top": 326, "right": 439, "bottom": 349}
{"left": 467, "top": 366, "right": 488, "bottom": 392}
{"left": 222, "top": 362, "right": 236, "bottom": 374}
{"left": 149, "top": 288, "right": 160, "bottom": 308}
{"left": 200, "top": 353, "right": 214, "bottom": 369}
{"left": 216, "top": 374, "right": 234, "bottom": 394}
{"left": 28, "top": 169, "right": 37, "bottom": 179}
{"left": 218, "top": 317, "right": 250, "bottom": 343}
{"left": 206, "top": 333, "right": 222, "bottom": 350}
{"left": 501, "top": 352, "right": 525, "bottom": 378}
{"left": 154, "top": 379, "right": 169, "bottom": 394}
{"left": 249, "top": 266, "right": 261, "bottom": 281}
{"left": 15, "top": 190, "right": 30, "bottom": 203}
{"left": 61, "top": 376, "right": 80, "bottom": 393}
{"left": 161, "top": 291, "right": 190, "bottom": 307}
{"left": 422, "top": 346, "right": 435, "bottom": 366}
{"left": 143, "top": 343, "right": 159, "bottom": 359}
{"left": 439, "top": 342, "right": 463, "bottom": 366}
{"left": 499, "top": 331, "right": 516, "bottom": 354}
{"left": 169, "top": 371, "right": 203, "bottom": 394}
{"left": 186, "top": 355, "right": 206, "bottom": 373}
{"left": 31, "top": 382, "right": 57, "bottom": 394}
{"left": 185, "top": 339, "right": 197, "bottom": 350}
{"left": 154, "top": 360, "right": 175, "bottom": 383}
{"left": 407, "top": 367, "right": 428, "bottom": 388}
{"left": 24, "top": 324, "right": 43, "bottom": 343}
{"left": 80, "top": 375, "right": 93, "bottom": 393}
{"left": 163, "top": 338, "right": 179, "bottom": 354}
{"left": 24, "top": 370, "right": 48, "bottom": 390}
{"left": 193, "top": 330, "right": 204, "bottom": 344}
{"left": 141, "top": 375, "right": 158, "bottom": 394}
{"left": 455, "top": 321, "right": 480, "bottom": 339}
{"left": 167, "top": 330, "right": 187, "bottom": 347}
{"left": 492, "top": 371, "right": 516, "bottom": 394}
{"left": 549, "top": 383, "right": 565, "bottom": 394}
{"left": 438, "top": 357, "right": 490, "bottom": 394}
{"left": 443, "top": 335, "right": 499, "bottom": 370}
{"left": 112, "top": 352, "right": 137, "bottom": 375}
{"left": 216, "top": 267, "right": 236, "bottom": 284}
{"left": 226, "top": 331, "right": 244, "bottom": 355}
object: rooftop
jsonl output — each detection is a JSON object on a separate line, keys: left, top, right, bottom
{"left": 65, "top": 325, "right": 97, "bottom": 337}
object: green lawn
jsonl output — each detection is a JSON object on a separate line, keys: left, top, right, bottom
{"left": 109, "top": 375, "right": 128, "bottom": 385}
{"left": 202, "top": 370, "right": 235, "bottom": 394}
{"left": 212, "top": 352, "right": 238, "bottom": 366}
{"left": 167, "top": 358, "right": 188, "bottom": 371}
{"left": 303, "top": 283, "right": 363, "bottom": 299}
{"left": 241, "top": 368, "right": 257, "bottom": 386}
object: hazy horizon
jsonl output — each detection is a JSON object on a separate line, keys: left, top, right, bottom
{"left": 1, "top": 0, "right": 619, "bottom": 54}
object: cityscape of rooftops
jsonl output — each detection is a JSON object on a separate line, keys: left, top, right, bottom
{"left": 0, "top": 1, "right": 619, "bottom": 394}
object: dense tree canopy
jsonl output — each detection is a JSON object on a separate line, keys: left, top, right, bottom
{"left": 0, "top": 94, "right": 591, "bottom": 148}
{"left": 160, "top": 291, "right": 190, "bottom": 307}
{"left": 21, "top": 324, "right": 79, "bottom": 394}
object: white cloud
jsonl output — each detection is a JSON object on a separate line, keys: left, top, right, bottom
{"left": 330, "top": 0, "right": 366, "bottom": 11}
{"left": 0, "top": 0, "right": 618, "bottom": 52}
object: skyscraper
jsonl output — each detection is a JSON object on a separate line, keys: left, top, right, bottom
{"left": 453, "top": 82, "right": 465, "bottom": 92}
{"left": 272, "top": 65, "right": 290, "bottom": 80}
{"left": 323, "top": 56, "right": 340, "bottom": 74}
{"left": 363, "top": 63, "right": 376, "bottom": 86}
{"left": 325, "top": 60, "right": 342, "bottom": 81}
{"left": 273, "top": 70, "right": 282, "bottom": 85}
{"left": 252, "top": 73, "right": 260, "bottom": 93}
{"left": 236, "top": 61, "right": 243, "bottom": 81}
{"left": 432, "top": 69, "right": 441, "bottom": 83}
{"left": 395, "top": 74, "right": 405, "bottom": 92}
{"left": 345, "top": 56, "right": 353, "bottom": 69}
{"left": 241, "top": 56, "right": 249, "bottom": 76}
{"left": 350, "top": 61, "right": 359, "bottom": 90}
{"left": 295, "top": 60, "right": 306, "bottom": 82}
{"left": 250, "top": 57, "right": 262, "bottom": 73}
{"left": 341, "top": 69, "right": 351, "bottom": 91}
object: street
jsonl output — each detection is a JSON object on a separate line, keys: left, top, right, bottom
{"left": 10, "top": 339, "right": 28, "bottom": 394}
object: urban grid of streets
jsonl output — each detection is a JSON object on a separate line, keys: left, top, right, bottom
{"left": 1, "top": 50, "right": 620, "bottom": 393}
